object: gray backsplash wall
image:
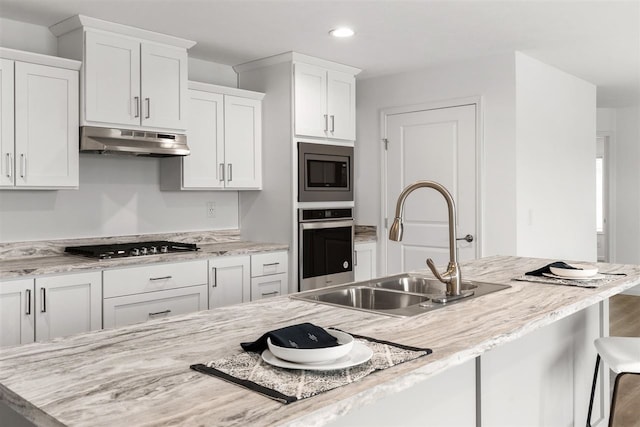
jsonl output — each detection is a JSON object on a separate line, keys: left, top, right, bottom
{"left": 0, "top": 155, "right": 240, "bottom": 242}
{"left": 0, "top": 17, "right": 242, "bottom": 243}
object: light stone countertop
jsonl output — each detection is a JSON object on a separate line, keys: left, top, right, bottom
{"left": 1, "top": 255, "right": 639, "bottom": 427}
{"left": 0, "top": 240, "right": 289, "bottom": 280}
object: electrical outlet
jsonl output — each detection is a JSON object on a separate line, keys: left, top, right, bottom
{"left": 206, "top": 202, "right": 216, "bottom": 218}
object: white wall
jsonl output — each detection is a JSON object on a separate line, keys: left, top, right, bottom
{"left": 0, "top": 17, "right": 243, "bottom": 243}
{"left": 0, "top": 156, "right": 239, "bottom": 242}
{"left": 514, "top": 53, "right": 597, "bottom": 261}
{"left": 356, "top": 53, "right": 517, "bottom": 258}
{"left": 613, "top": 105, "right": 640, "bottom": 264}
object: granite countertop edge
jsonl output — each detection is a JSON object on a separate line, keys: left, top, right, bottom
{"left": 0, "top": 241, "right": 289, "bottom": 280}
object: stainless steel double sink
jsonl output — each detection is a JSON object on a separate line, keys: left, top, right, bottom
{"left": 290, "top": 273, "right": 510, "bottom": 317}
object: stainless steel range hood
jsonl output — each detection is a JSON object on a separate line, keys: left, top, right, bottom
{"left": 80, "top": 126, "right": 189, "bottom": 157}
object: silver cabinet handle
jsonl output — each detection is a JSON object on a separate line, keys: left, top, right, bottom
{"left": 20, "top": 154, "right": 26, "bottom": 178}
{"left": 324, "top": 114, "right": 328, "bottom": 131}
{"left": 149, "top": 309, "right": 171, "bottom": 317}
{"left": 354, "top": 250, "right": 358, "bottom": 266}
{"left": 5, "top": 153, "right": 12, "bottom": 178}
{"left": 219, "top": 163, "right": 225, "bottom": 182}
{"left": 456, "top": 234, "right": 474, "bottom": 243}
{"left": 330, "top": 115, "right": 335, "bottom": 132}
{"left": 211, "top": 267, "right": 217, "bottom": 288}
{"left": 25, "top": 289, "right": 31, "bottom": 315}
{"left": 40, "top": 287, "right": 46, "bottom": 313}
{"left": 149, "top": 275, "right": 172, "bottom": 281}
{"left": 145, "top": 98, "right": 150, "bottom": 119}
{"left": 134, "top": 96, "right": 140, "bottom": 118}
{"left": 228, "top": 164, "right": 232, "bottom": 182}
{"left": 263, "top": 262, "right": 279, "bottom": 267}
{"left": 261, "top": 291, "right": 279, "bottom": 297}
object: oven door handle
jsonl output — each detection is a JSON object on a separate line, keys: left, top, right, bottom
{"left": 299, "top": 220, "right": 354, "bottom": 230}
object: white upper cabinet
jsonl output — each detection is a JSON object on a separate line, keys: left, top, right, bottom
{"left": 294, "top": 62, "right": 356, "bottom": 141}
{"left": 160, "top": 82, "right": 264, "bottom": 191}
{"left": 0, "top": 48, "right": 80, "bottom": 189}
{"left": 224, "top": 95, "right": 262, "bottom": 189}
{"left": 53, "top": 15, "right": 194, "bottom": 133}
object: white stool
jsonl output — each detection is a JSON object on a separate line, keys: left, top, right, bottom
{"left": 587, "top": 336, "right": 640, "bottom": 426}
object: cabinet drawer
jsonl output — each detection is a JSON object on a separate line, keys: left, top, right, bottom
{"left": 251, "top": 252, "right": 287, "bottom": 277}
{"left": 103, "top": 284, "right": 208, "bottom": 329}
{"left": 251, "top": 273, "right": 287, "bottom": 301}
{"left": 103, "top": 260, "right": 207, "bottom": 298}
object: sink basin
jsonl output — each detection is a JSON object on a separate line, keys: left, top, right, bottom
{"left": 291, "top": 273, "right": 510, "bottom": 317}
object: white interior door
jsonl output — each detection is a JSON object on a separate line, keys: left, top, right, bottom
{"left": 385, "top": 104, "right": 477, "bottom": 275}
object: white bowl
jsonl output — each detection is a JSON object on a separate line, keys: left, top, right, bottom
{"left": 266, "top": 329, "right": 354, "bottom": 364}
{"left": 550, "top": 263, "right": 598, "bottom": 278}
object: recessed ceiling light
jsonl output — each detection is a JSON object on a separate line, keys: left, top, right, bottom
{"left": 329, "top": 27, "right": 355, "bottom": 38}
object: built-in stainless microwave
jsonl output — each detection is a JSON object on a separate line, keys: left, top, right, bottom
{"left": 298, "top": 142, "right": 353, "bottom": 202}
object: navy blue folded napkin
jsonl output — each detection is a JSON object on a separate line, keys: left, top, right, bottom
{"left": 526, "top": 261, "right": 579, "bottom": 277}
{"left": 240, "top": 322, "right": 339, "bottom": 353}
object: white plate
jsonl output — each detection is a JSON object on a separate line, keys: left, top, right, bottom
{"left": 549, "top": 264, "right": 598, "bottom": 278}
{"left": 262, "top": 342, "right": 373, "bottom": 371}
{"left": 543, "top": 272, "right": 605, "bottom": 281}
{"left": 267, "top": 329, "right": 354, "bottom": 364}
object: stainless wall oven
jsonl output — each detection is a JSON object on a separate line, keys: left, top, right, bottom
{"left": 299, "top": 208, "right": 354, "bottom": 291}
{"left": 298, "top": 142, "right": 353, "bottom": 202}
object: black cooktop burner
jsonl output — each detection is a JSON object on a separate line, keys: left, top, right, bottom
{"left": 64, "top": 241, "right": 199, "bottom": 260}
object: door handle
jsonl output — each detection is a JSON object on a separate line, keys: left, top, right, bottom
{"left": 211, "top": 267, "right": 217, "bottom": 288}
{"left": 324, "top": 114, "right": 328, "bottom": 132}
{"left": 456, "top": 234, "right": 474, "bottom": 243}
{"left": 219, "top": 163, "right": 225, "bottom": 182}
{"left": 40, "top": 287, "right": 46, "bottom": 313}
{"left": 5, "top": 153, "right": 12, "bottom": 179}
{"left": 134, "top": 96, "right": 140, "bottom": 118}
{"left": 228, "top": 164, "right": 232, "bottom": 182}
{"left": 330, "top": 115, "right": 335, "bottom": 132}
{"left": 261, "top": 291, "right": 279, "bottom": 298}
{"left": 20, "top": 154, "right": 26, "bottom": 178}
{"left": 25, "top": 289, "right": 31, "bottom": 315}
{"left": 148, "top": 309, "right": 171, "bottom": 317}
{"left": 149, "top": 275, "right": 172, "bottom": 281}
{"left": 145, "top": 98, "right": 150, "bottom": 119}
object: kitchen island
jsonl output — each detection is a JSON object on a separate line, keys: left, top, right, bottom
{"left": 1, "top": 256, "right": 639, "bottom": 426}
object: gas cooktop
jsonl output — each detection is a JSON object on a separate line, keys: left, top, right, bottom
{"left": 64, "top": 241, "right": 199, "bottom": 260}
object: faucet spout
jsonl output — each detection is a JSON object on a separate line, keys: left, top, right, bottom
{"left": 388, "top": 180, "right": 463, "bottom": 296}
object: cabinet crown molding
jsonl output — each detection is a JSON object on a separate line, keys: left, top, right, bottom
{"left": 234, "top": 51, "right": 362, "bottom": 75}
{"left": 188, "top": 81, "right": 265, "bottom": 100}
{"left": 0, "top": 47, "right": 81, "bottom": 70}
{"left": 49, "top": 14, "right": 196, "bottom": 49}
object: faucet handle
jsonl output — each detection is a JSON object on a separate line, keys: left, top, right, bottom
{"left": 426, "top": 258, "right": 446, "bottom": 283}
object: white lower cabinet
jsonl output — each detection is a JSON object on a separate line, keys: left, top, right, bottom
{"left": 103, "top": 260, "right": 208, "bottom": 328}
{"left": 0, "top": 279, "right": 35, "bottom": 347}
{"left": 354, "top": 242, "right": 377, "bottom": 282}
{"left": 0, "top": 272, "right": 101, "bottom": 347}
{"left": 250, "top": 251, "right": 288, "bottom": 301}
{"left": 251, "top": 274, "right": 288, "bottom": 300}
{"left": 103, "top": 285, "right": 207, "bottom": 329}
{"left": 209, "top": 255, "right": 251, "bottom": 309}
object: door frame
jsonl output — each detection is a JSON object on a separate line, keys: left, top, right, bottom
{"left": 379, "top": 96, "right": 484, "bottom": 276}
{"left": 597, "top": 131, "right": 616, "bottom": 263}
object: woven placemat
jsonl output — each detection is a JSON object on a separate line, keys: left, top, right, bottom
{"left": 191, "top": 331, "right": 432, "bottom": 404}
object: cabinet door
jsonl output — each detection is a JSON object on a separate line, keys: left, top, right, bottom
{"left": 224, "top": 95, "right": 262, "bottom": 189}
{"left": 294, "top": 63, "right": 327, "bottom": 138}
{"left": 85, "top": 30, "right": 140, "bottom": 127}
{"left": 354, "top": 242, "right": 377, "bottom": 282}
{"left": 182, "top": 90, "right": 224, "bottom": 189}
{"left": 0, "top": 59, "right": 14, "bottom": 188}
{"left": 35, "top": 272, "right": 102, "bottom": 342}
{"left": 14, "top": 62, "right": 79, "bottom": 188}
{"left": 327, "top": 70, "right": 356, "bottom": 141}
{"left": 140, "top": 43, "right": 188, "bottom": 131}
{"left": 103, "top": 284, "right": 207, "bottom": 329}
{"left": 0, "top": 279, "right": 35, "bottom": 347}
{"left": 209, "top": 256, "right": 250, "bottom": 309}
{"left": 251, "top": 273, "right": 287, "bottom": 301}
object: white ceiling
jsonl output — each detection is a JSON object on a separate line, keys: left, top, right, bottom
{"left": 0, "top": 0, "right": 638, "bottom": 107}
